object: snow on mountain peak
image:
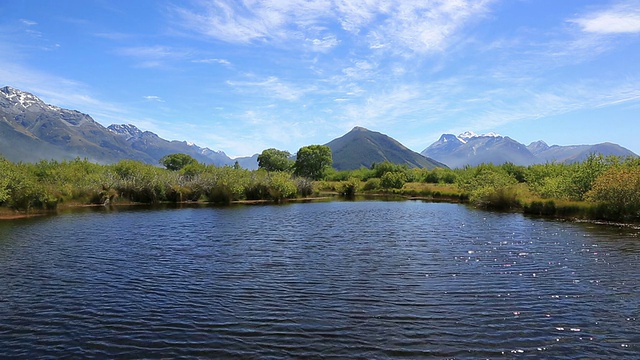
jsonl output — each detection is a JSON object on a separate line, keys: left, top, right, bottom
{"left": 107, "top": 124, "right": 143, "bottom": 140}
{"left": 1, "top": 86, "right": 44, "bottom": 109}
{"left": 457, "top": 131, "right": 502, "bottom": 143}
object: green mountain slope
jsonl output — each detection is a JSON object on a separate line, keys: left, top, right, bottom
{"left": 326, "top": 127, "right": 447, "bottom": 171}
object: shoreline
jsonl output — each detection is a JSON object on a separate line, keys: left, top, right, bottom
{"left": 2, "top": 194, "right": 638, "bottom": 227}
{"left": 0, "top": 196, "right": 337, "bottom": 220}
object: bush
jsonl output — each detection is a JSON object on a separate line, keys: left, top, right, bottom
{"left": 472, "top": 186, "right": 520, "bottom": 210}
{"left": 524, "top": 200, "right": 556, "bottom": 216}
{"left": 295, "top": 177, "right": 314, "bottom": 197}
{"left": 586, "top": 165, "right": 640, "bottom": 220}
{"left": 267, "top": 172, "right": 298, "bottom": 201}
{"left": 338, "top": 178, "right": 361, "bottom": 197}
{"left": 362, "top": 178, "right": 381, "bottom": 191}
{"left": 380, "top": 172, "right": 406, "bottom": 189}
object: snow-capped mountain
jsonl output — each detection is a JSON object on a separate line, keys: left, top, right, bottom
{"left": 0, "top": 86, "right": 258, "bottom": 168}
{"left": 422, "top": 131, "right": 637, "bottom": 168}
{"left": 107, "top": 123, "right": 240, "bottom": 167}
{"left": 1, "top": 86, "right": 55, "bottom": 110}
{"left": 457, "top": 131, "right": 502, "bottom": 143}
{"left": 107, "top": 124, "right": 144, "bottom": 140}
{"left": 0, "top": 86, "right": 155, "bottom": 163}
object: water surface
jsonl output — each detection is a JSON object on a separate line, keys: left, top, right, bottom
{"left": 0, "top": 201, "right": 638, "bottom": 358}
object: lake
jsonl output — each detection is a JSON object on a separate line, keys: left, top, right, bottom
{"left": 0, "top": 200, "right": 638, "bottom": 358}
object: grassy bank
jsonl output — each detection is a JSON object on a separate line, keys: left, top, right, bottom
{"left": 2, "top": 154, "right": 639, "bottom": 223}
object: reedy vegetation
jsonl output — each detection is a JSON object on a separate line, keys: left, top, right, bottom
{"left": 1, "top": 153, "right": 639, "bottom": 222}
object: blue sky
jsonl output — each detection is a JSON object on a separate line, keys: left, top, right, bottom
{"left": 1, "top": 0, "right": 639, "bottom": 157}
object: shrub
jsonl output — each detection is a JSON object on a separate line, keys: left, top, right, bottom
{"left": 338, "top": 178, "right": 361, "bottom": 197}
{"left": 380, "top": 172, "right": 406, "bottom": 189}
{"left": 267, "top": 172, "right": 298, "bottom": 201}
{"left": 362, "top": 178, "right": 381, "bottom": 191}
{"left": 586, "top": 165, "right": 640, "bottom": 220}
{"left": 295, "top": 177, "right": 314, "bottom": 197}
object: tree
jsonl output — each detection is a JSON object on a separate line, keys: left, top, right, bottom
{"left": 160, "top": 153, "right": 199, "bottom": 171}
{"left": 294, "top": 145, "right": 333, "bottom": 180}
{"left": 257, "top": 148, "right": 293, "bottom": 172}
{"left": 380, "top": 172, "right": 406, "bottom": 189}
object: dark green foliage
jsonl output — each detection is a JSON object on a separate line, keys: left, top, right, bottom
{"left": 338, "top": 178, "right": 361, "bottom": 197}
{"left": 294, "top": 145, "right": 333, "bottom": 180}
{"left": 257, "top": 148, "right": 294, "bottom": 172}
{"left": 362, "top": 178, "right": 381, "bottom": 191}
{"left": 380, "top": 172, "right": 406, "bottom": 189}
{"left": 501, "top": 162, "right": 527, "bottom": 183}
{"left": 371, "top": 161, "right": 409, "bottom": 179}
{"left": 160, "top": 153, "right": 199, "bottom": 171}
{"left": 422, "top": 167, "right": 457, "bottom": 184}
{"left": 524, "top": 200, "right": 556, "bottom": 216}
{"left": 0, "top": 156, "right": 309, "bottom": 211}
{"left": 564, "top": 154, "right": 611, "bottom": 201}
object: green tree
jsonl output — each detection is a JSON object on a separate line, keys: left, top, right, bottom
{"left": 294, "top": 145, "right": 333, "bottom": 180}
{"left": 564, "top": 154, "right": 612, "bottom": 201}
{"left": 371, "top": 161, "right": 409, "bottom": 178}
{"left": 160, "top": 153, "right": 199, "bottom": 171}
{"left": 257, "top": 148, "right": 293, "bottom": 172}
{"left": 380, "top": 172, "right": 406, "bottom": 189}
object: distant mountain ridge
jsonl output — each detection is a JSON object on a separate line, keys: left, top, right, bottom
{"left": 2, "top": 86, "right": 635, "bottom": 172}
{"left": 326, "top": 127, "right": 447, "bottom": 170}
{"left": 0, "top": 86, "right": 259, "bottom": 168}
{"left": 422, "top": 131, "right": 637, "bottom": 168}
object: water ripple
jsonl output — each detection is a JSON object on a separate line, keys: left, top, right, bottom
{"left": 0, "top": 201, "right": 638, "bottom": 358}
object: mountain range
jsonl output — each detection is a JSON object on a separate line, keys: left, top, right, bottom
{"left": 1, "top": 86, "right": 636, "bottom": 171}
{"left": 421, "top": 131, "right": 637, "bottom": 168}
{"left": 0, "top": 86, "right": 257, "bottom": 168}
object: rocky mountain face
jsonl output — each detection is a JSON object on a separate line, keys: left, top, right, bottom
{"left": 0, "top": 86, "right": 259, "bottom": 169}
{"left": 326, "top": 127, "right": 447, "bottom": 170}
{"left": 0, "top": 86, "right": 154, "bottom": 164}
{"left": 106, "top": 123, "right": 233, "bottom": 167}
{"left": 422, "top": 131, "right": 637, "bottom": 168}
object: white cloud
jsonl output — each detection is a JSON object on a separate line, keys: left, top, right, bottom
{"left": 226, "top": 75, "right": 314, "bottom": 101}
{"left": 117, "top": 45, "right": 176, "bottom": 57}
{"left": 115, "top": 46, "right": 189, "bottom": 68}
{"left": 172, "top": 0, "right": 493, "bottom": 54}
{"left": 20, "top": 19, "right": 37, "bottom": 26}
{"left": 192, "top": 58, "right": 232, "bottom": 65}
{"left": 143, "top": 95, "right": 164, "bottom": 102}
{"left": 571, "top": 1, "right": 640, "bottom": 34}
{"left": 306, "top": 35, "right": 340, "bottom": 52}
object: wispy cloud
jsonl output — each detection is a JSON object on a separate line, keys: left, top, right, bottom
{"left": 115, "top": 45, "right": 190, "bottom": 68}
{"left": 192, "top": 58, "right": 232, "bottom": 66}
{"left": 570, "top": 1, "right": 640, "bottom": 34}
{"left": 20, "top": 19, "right": 37, "bottom": 26}
{"left": 143, "top": 95, "right": 164, "bottom": 102}
{"left": 226, "top": 75, "right": 315, "bottom": 101}
{"left": 171, "top": 0, "right": 493, "bottom": 55}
